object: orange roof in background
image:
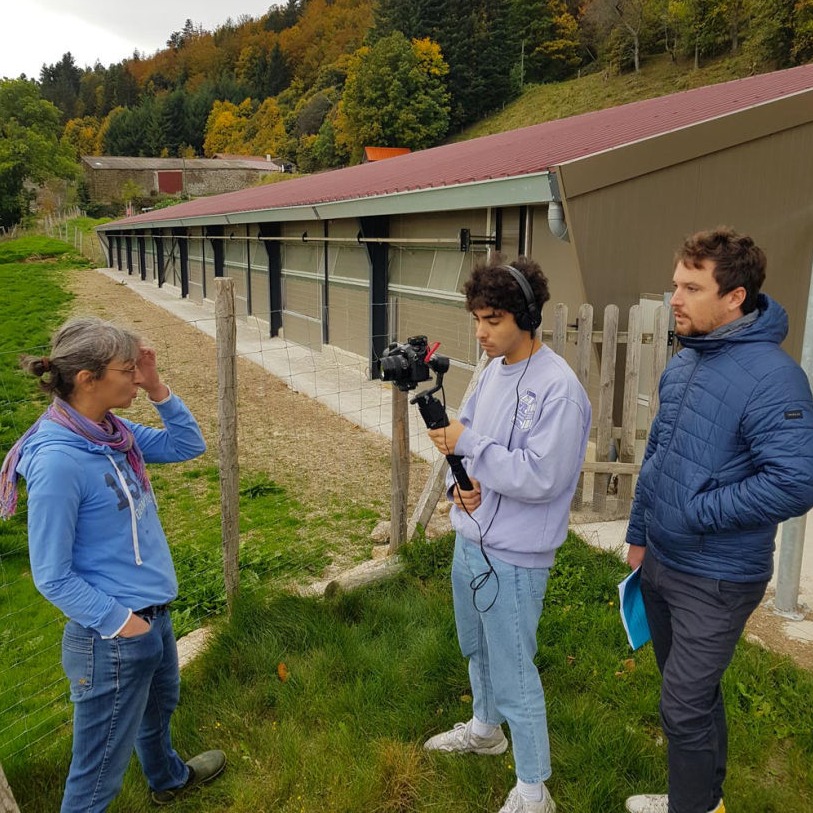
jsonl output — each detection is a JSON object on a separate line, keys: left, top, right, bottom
{"left": 363, "top": 146, "right": 412, "bottom": 162}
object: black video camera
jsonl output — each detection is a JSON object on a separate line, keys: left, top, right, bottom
{"left": 379, "top": 336, "right": 472, "bottom": 491}
{"left": 379, "top": 335, "right": 450, "bottom": 392}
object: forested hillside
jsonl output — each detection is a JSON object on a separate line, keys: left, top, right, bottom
{"left": 2, "top": 0, "right": 812, "bottom": 227}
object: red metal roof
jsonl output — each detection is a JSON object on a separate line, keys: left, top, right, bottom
{"left": 110, "top": 63, "right": 813, "bottom": 227}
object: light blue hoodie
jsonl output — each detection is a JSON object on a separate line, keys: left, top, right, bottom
{"left": 16, "top": 394, "right": 206, "bottom": 637}
{"left": 451, "top": 344, "right": 591, "bottom": 568}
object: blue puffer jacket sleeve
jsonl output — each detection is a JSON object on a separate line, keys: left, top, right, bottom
{"left": 627, "top": 412, "right": 660, "bottom": 546}
{"left": 686, "top": 364, "right": 813, "bottom": 531}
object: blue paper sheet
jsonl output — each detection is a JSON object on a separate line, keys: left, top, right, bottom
{"left": 618, "top": 566, "right": 651, "bottom": 650}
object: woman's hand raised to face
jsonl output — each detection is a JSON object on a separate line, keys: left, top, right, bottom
{"left": 136, "top": 346, "right": 170, "bottom": 402}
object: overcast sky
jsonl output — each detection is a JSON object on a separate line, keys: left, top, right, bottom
{"left": 0, "top": 0, "right": 277, "bottom": 80}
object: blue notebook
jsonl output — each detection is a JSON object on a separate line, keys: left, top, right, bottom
{"left": 618, "top": 567, "right": 651, "bottom": 650}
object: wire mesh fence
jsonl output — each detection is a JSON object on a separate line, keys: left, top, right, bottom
{"left": 1, "top": 250, "right": 674, "bottom": 768}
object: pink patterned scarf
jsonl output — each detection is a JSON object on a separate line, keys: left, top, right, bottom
{"left": 0, "top": 398, "right": 150, "bottom": 519}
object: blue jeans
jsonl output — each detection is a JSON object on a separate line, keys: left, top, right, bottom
{"left": 452, "top": 534, "right": 551, "bottom": 784}
{"left": 641, "top": 552, "right": 767, "bottom": 813}
{"left": 60, "top": 609, "right": 189, "bottom": 812}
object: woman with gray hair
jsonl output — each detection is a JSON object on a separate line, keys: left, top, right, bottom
{"left": 0, "top": 317, "right": 225, "bottom": 811}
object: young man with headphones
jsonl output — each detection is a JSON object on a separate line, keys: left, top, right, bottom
{"left": 424, "top": 257, "right": 592, "bottom": 813}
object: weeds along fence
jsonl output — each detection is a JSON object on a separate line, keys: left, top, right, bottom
{"left": 43, "top": 210, "right": 107, "bottom": 267}
{"left": 0, "top": 263, "right": 674, "bottom": 776}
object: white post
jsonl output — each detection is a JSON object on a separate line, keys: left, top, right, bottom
{"left": 774, "top": 254, "right": 813, "bottom": 616}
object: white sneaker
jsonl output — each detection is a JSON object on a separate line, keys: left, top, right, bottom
{"left": 423, "top": 720, "right": 508, "bottom": 755}
{"left": 625, "top": 796, "right": 669, "bottom": 813}
{"left": 498, "top": 785, "right": 556, "bottom": 813}
{"left": 625, "top": 795, "right": 724, "bottom": 813}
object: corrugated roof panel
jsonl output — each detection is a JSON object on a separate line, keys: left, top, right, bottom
{"left": 106, "top": 62, "right": 813, "bottom": 228}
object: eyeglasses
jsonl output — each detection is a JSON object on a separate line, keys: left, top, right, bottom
{"left": 106, "top": 365, "right": 138, "bottom": 376}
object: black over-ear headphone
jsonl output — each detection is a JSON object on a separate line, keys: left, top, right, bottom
{"left": 502, "top": 265, "right": 541, "bottom": 334}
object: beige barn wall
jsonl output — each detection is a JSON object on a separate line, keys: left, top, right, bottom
{"left": 561, "top": 120, "right": 813, "bottom": 359}
{"left": 527, "top": 205, "right": 585, "bottom": 312}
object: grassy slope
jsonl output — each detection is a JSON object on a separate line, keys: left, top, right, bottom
{"left": 452, "top": 52, "right": 760, "bottom": 142}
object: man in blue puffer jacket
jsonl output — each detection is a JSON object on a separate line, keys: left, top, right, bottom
{"left": 624, "top": 227, "right": 813, "bottom": 813}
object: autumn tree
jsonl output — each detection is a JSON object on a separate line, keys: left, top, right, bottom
{"left": 265, "top": 0, "right": 304, "bottom": 32}
{"left": 335, "top": 33, "right": 450, "bottom": 164}
{"left": 373, "top": 0, "right": 514, "bottom": 128}
{"left": 743, "top": 0, "right": 795, "bottom": 66}
{"left": 666, "top": 0, "right": 729, "bottom": 67}
{"left": 791, "top": 0, "right": 813, "bottom": 63}
{"left": 582, "top": 0, "right": 661, "bottom": 71}
{"left": 510, "top": 0, "right": 582, "bottom": 84}
{"left": 0, "top": 79, "right": 77, "bottom": 227}
{"left": 279, "top": 0, "right": 375, "bottom": 87}
{"left": 61, "top": 116, "right": 102, "bottom": 158}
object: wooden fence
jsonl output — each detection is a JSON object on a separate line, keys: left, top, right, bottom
{"left": 399, "top": 300, "right": 676, "bottom": 547}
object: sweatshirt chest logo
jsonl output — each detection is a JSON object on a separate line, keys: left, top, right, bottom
{"left": 514, "top": 389, "right": 538, "bottom": 431}
{"left": 104, "top": 467, "right": 150, "bottom": 518}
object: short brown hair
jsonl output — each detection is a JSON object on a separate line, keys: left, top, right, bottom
{"left": 676, "top": 227, "right": 766, "bottom": 314}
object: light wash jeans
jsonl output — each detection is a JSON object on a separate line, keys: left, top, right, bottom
{"left": 60, "top": 609, "right": 188, "bottom": 812}
{"left": 452, "top": 534, "right": 552, "bottom": 784}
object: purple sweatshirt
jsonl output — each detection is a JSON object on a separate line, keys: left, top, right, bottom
{"left": 450, "top": 345, "right": 591, "bottom": 568}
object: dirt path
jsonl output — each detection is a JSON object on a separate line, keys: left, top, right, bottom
{"left": 69, "top": 267, "right": 813, "bottom": 671}
{"left": 68, "top": 268, "right": 431, "bottom": 571}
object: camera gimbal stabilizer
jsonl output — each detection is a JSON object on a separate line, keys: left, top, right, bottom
{"left": 379, "top": 336, "right": 474, "bottom": 492}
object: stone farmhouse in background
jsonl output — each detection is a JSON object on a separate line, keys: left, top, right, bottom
{"left": 81, "top": 155, "right": 291, "bottom": 204}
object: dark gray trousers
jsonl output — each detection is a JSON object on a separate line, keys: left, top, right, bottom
{"left": 640, "top": 552, "right": 767, "bottom": 813}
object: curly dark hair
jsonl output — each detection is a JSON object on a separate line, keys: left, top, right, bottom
{"left": 463, "top": 256, "right": 550, "bottom": 319}
{"left": 676, "top": 227, "right": 766, "bottom": 315}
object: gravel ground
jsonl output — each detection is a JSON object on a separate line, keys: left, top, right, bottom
{"left": 68, "top": 267, "right": 432, "bottom": 570}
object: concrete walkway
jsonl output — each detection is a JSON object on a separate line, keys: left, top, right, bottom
{"left": 98, "top": 268, "right": 440, "bottom": 463}
{"left": 99, "top": 267, "right": 813, "bottom": 644}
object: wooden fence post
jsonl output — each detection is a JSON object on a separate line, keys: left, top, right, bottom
{"left": 592, "top": 305, "right": 619, "bottom": 512}
{"left": 215, "top": 278, "right": 240, "bottom": 607}
{"left": 618, "top": 304, "right": 642, "bottom": 505}
{"left": 651, "top": 305, "right": 672, "bottom": 422}
{"left": 0, "top": 763, "right": 20, "bottom": 813}
{"left": 552, "top": 303, "right": 568, "bottom": 357}
{"left": 571, "top": 304, "right": 594, "bottom": 510}
{"left": 389, "top": 387, "right": 409, "bottom": 553}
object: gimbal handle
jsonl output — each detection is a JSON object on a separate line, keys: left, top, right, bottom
{"left": 410, "top": 389, "right": 474, "bottom": 492}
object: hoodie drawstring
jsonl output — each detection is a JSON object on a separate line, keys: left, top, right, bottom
{"left": 106, "top": 455, "right": 143, "bottom": 566}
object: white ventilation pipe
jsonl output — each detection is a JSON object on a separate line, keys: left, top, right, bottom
{"left": 548, "top": 200, "right": 569, "bottom": 242}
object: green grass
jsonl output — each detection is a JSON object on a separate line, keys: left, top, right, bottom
{"left": 0, "top": 235, "right": 379, "bottom": 767}
{"left": 10, "top": 533, "right": 813, "bottom": 812}
{"left": 452, "top": 52, "right": 760, "bottom": 142}
{"left": 0, "top": 239, "right": 81, "bottom": 763}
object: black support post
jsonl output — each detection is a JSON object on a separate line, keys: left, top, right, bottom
{"left": 259, "top": 222, "right": 283, "bottom": 337}
{"left": 137, "top": 232, "right": 146, "bottom": 280}
{"left": 172, "top": 228, "right": 189, "bottom": 297}
{"left": 155, "top": 234, "right": 165, "bottom": 287}
{"left": 359, "top": 215, "right": 390, "bottom": 379}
